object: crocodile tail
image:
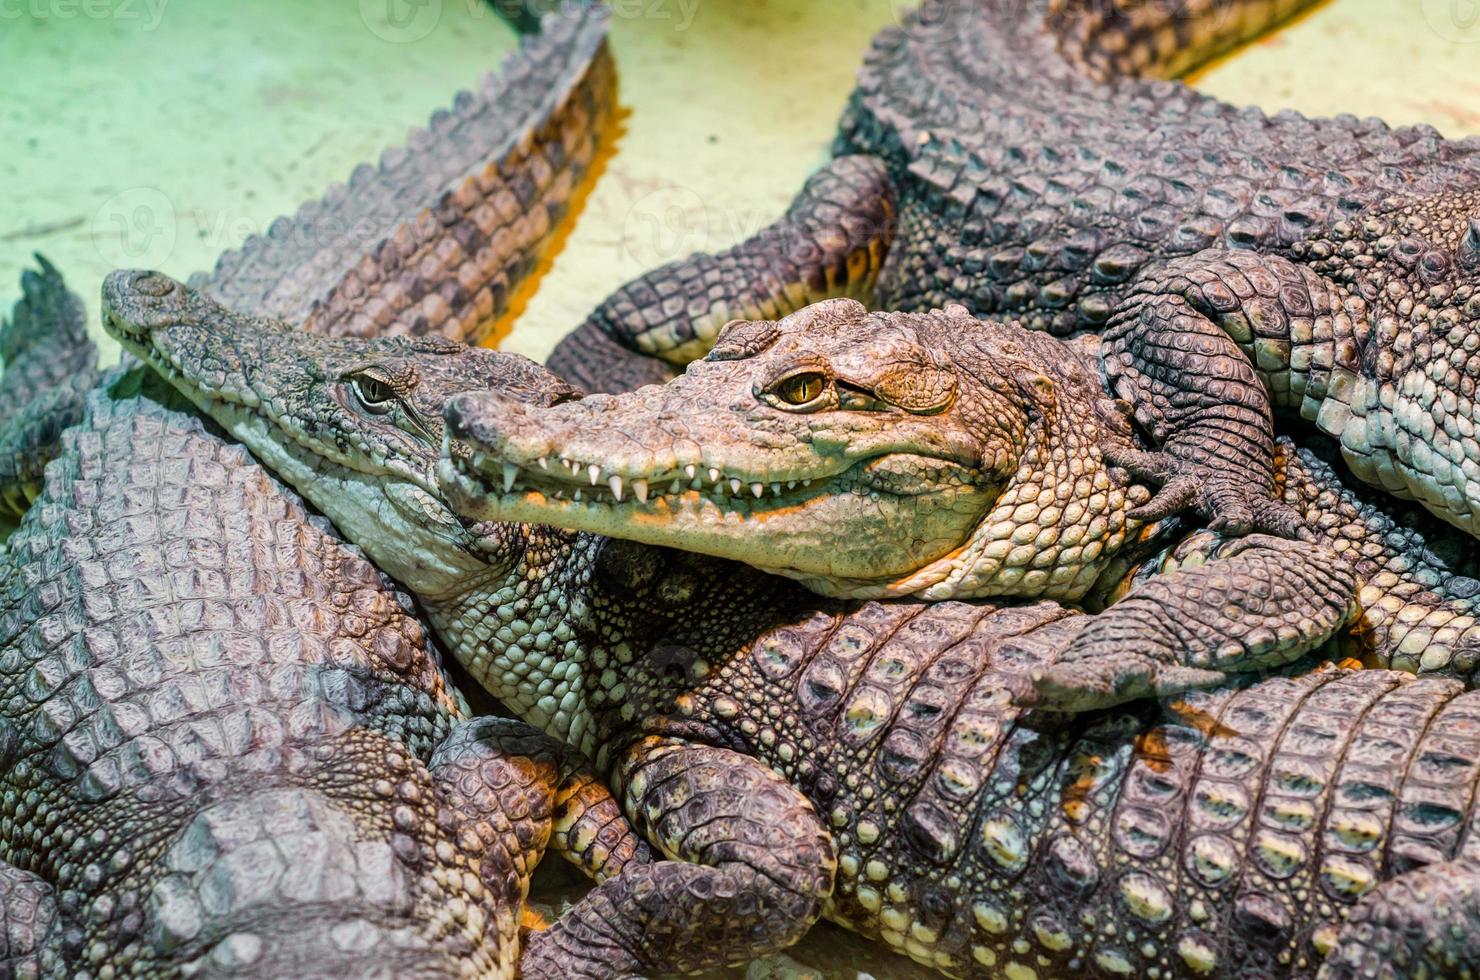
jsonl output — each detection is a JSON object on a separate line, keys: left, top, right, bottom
{"left": 190, "top": 3, "right": 617, "bottom": 346}
{"left": 1044, "top": 0, "right": 1324, "bottom": 81}
{"left": 0, "top": 255, "right": 99, "bottom": 521}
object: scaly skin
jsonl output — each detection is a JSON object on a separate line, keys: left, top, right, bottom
{"left": 0, "top": 9, "right": 633, "bottom": 974}
{"left": 1102, "top": 197, "right": 1480, "bottom": 544}
{"left": 0, "top": 3, "right": 615, "bottom": 523}
{"left": 106, "top": 272, "right": 1480, "bottom": 976}
{"left": 446, "top": 298, "right": 1372, "bottom": 705}
{"left": 0, "top": 371, "right": 644, "bottom": 978}
{"left": 546, "top": 0, "right": 1480, "bottom": 539}
{"left": 445, "top": 298, "right": 1480, "bottom": 703}
{"left": 0, "top": 256, "right": 98, "bottom": 519}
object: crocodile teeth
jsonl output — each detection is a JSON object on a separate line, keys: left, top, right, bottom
{"left": 573, "top": 489, "right": 583, "bottom": 502}
{"left": 786, "top": 480, "right": 796, "bottom": 490}
{"left": 633, "top": 478, "right": 649, "bottom": 504}
{"left": 536, "top": 457, "right": 549, "bottom": 470}
{"left": 709, "top": 467, "right": 722, "bottom": 484}
{"left": 729, "top": 478, "right": 742, "bottom": 495}
{"left": 669, "top": 478, "right": 683, "bottom": 494}
{"left": 685, "top": 464, "right": 697, "bottom": 480}
{"left": 502, "top": 463, "right": 519, "bottom": 493}
{"left": 771, "top": 483, "right": 782, "bottom": 496}
{"left": 588, "top": 464, "right": 601, "bottom": 486}
{"left": 562, "top": 457, "right": 575, "bottom": 474}
{"left": 609, "top": 475, "right": 624, "bottom": 502}
{"left": 751, "top": 482, "right": 764, "bottom": 498}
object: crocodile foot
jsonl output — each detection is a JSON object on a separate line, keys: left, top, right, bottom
{"left": 1106, "top": 442, "right": 1314, "bottom": 541}
{"left": 1028, "top": 533, "right": 1357, "bottom": 712}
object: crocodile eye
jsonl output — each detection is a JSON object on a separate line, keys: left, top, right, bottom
{"left": 351, "top": 376, "right": 397, "bottom": 415}
{"left": 774, "top": 372, "right": 826, "bottom": 406}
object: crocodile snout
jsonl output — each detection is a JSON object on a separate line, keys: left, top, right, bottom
{"left": 100, "top": 268, "right": 185, "bottom": 339}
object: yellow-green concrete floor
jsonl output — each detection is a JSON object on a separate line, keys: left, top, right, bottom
{"left": 4, "top": 2, "right": 1480, "bottom": 977}
{"left": 4, "top": 0, "right": 1480, "bottom": 364}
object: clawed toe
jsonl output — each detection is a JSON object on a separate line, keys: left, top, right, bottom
{"left": 1029, "top": 654, "right": 1227, "bottom": 713}
{"left": 1110, "top": 447, "right": 1313, "bottom": 541}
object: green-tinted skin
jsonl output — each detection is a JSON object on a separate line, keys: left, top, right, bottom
{"left": 0, "top": 2, "right": 615, "bottom": 525}
{"left": 0, "top": 256, "right": 98, "bottom": 520}
{"left": 105, "top": 270, "right": 1480, "bottom": 978}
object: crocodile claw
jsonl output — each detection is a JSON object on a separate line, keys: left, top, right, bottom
{"left": 1105, "top": 444, "right": 1315, "bottom": 542}
{"left": 1027, "top": 655, "right": 1228, "bottom": 713}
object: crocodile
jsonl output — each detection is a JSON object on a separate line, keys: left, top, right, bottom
{"left": 541, "top": 0, "right": 1480, "bottom": 542}
{"left": 0, "top": 257, "right": 99, "bottom": 522}
{"left": 0, "top": 2, "right": 614, "bottom": 525}
{"left": 442, "top": 297, "right": 1480, "bottom": 701}
{"left": 1, "top": 7, "right": 638, "bottom": 975}
{"left": 0, "top": 367, "right": 652, "bottom": 978}
{"left": 104, "top": 270, "right": 1480, "bottom": 977}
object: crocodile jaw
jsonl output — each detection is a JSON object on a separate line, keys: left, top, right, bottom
{"left": 439, "top": 391, "right": 999, "bottom": 594}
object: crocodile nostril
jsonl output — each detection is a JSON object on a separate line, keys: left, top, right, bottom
{"left": 131, "top": 272, "right": 174, "bottom": 297}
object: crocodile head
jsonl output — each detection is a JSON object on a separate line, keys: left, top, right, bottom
{"left": 443, "top": 299, "right": 1150, "bottom": 601}
{"left": 102, "top": 268, "right": 580, "bottom": 601}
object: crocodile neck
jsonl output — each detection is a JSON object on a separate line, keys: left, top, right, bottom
{"left": 418, "top": 529, "right": 811, "bottom": 761}
{"left": 420, "top": 530, "right": 609, "bottom": 755}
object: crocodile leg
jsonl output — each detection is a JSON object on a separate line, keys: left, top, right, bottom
{"left": 546, "top": 154, "right": 896, "bottom": 393}
{"left": 1034, "top": 532, "right": 1359, "bottom": 711}
{"left": 433, "top": 715, "right": 652, "bottom": 882}
{"left": 1317, "top": 858, "right": 1480, "bottom": 979}
{"left": 551, "top": 767, "right": 653, "bottom": 884}
{"left": 0, "top": 257, "right": 97, "bottom": 521}
{"left": 1099, "top": 248, "right": 1331, "bottom": 538}
{"left": 0, "top": 863, "right": 61, "bottom": 979}
{"left": 520, "top": 736, "right": 836, "bottom": 978}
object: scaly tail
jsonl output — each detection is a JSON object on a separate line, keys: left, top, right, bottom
{"left": 1044, "top": 0, "right": 1324, "bottom": 81}
{"left": 192, "top": 4, "right": 617, "bottom": 346}
{"left": 0, "top": 256, "right": 98, "bottom": 520}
